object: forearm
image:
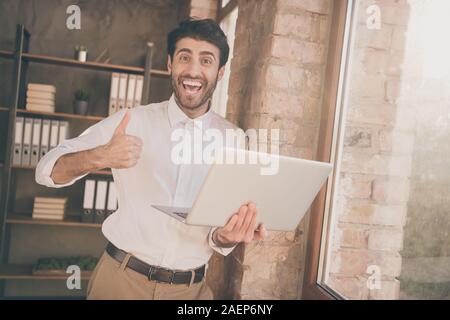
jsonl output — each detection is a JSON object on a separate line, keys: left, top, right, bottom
{"left": 50, "top": 145, "right": 106, "bottom": 185}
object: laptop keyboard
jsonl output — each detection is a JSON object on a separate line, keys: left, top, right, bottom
{"left": 174, "top": 212, "right": 188, "bottom": 219}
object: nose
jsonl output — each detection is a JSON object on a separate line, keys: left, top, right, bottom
{"left": 185, "top": 59, "right": 202, "bottom": 78}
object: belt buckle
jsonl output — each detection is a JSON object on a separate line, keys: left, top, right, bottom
{"left": 160, "top": 268, "right": 175, "bottom": 284}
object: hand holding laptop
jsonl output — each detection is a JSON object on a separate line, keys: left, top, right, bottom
{"left": 212, "top": 202, "right": 266, "bottom": 248}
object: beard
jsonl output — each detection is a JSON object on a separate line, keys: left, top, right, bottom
{"left": 171, "top": 74, "right": 218, "bottom": 110}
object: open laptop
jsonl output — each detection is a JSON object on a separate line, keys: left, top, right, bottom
{"left": 152, "top": 148, "right": 333, "bottom": 231}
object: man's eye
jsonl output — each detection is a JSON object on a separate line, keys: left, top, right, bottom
{"left": 202, "top": 58, "right": 212, "bottom": 65}
{"left": 179, "top": 55, "right": 190, "bottom": 62}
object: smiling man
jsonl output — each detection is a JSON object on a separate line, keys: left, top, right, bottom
{"left": 35, "top": 19, "right": 265, "bottom": 300}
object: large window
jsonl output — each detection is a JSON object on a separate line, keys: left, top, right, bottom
{"left": 313, "top": 0, "right": 450, "bottom": 300}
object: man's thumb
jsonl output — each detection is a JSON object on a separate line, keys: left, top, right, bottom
{"left": 114, "top": 110, "right": 131, "bottom": 135}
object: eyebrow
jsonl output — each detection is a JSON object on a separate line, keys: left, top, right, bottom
{"left": 176, "top": 48, "right": 216, "bottom": 60}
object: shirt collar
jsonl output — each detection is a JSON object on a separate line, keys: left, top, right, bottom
{"left": 167, "top": 94, "right": 213, "bottom": 129}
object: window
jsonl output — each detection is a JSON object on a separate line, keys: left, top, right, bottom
{"left": 211, "top": 1, "right": 238, "bottom": 117}
{"left": 314, "top": 0, "right": 450, "bottom": 299}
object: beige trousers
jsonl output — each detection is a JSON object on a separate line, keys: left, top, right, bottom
{"left": 87, "top": 252, "right": 214, "bottom": 300}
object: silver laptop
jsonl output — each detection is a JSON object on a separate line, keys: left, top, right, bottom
{"left": 152, "top": 148, "right": 333, "bottom": 231}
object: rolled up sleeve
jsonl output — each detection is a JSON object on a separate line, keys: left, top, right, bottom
{"left": 208, "top": 227, "right": 237, "bottom": 256}
{"left": 35, "top": 109, "right": 128, "bottom": 189}
{"left": 35, "top": 145, "right": 86, "bottom": 188}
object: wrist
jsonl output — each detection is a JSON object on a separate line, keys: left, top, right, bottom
{"left": 212, "top": 229, "right": 237, "bottom": 248}
{"left": 88, "top": 145, "right": 108, "bottom": 170}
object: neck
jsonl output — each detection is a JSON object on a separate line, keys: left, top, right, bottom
{"left": 176, "top": 98, "right": 211, "bottom": 119}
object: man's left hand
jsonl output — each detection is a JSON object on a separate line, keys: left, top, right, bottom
{"left": 212, "top": 202, "right": 266, "bottom": 248}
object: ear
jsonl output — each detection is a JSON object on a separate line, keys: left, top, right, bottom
{"left": 167, "top": 55, "right": 172, "bottom": 73}
{"left": 217, "top": 65, "right": 225, "bottom": 82}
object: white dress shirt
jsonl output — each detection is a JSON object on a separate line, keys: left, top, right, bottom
{"left": 35, "top": 95, "right": 239, "bottom": 270}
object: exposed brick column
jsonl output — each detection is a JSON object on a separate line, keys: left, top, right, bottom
{"left": 226, "top": 0, "right": 333, "bottom": 299}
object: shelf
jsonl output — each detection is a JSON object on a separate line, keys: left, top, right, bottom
{"left": 16, "top": 108, "right": 106, "bottom": 121}
{"left": 6, "top": 214, "right": 102, "bottom": 229}
{"left": 11, "top": 165, "right": 112, "bottom": 176}
{"left": 17, "top": 51, "right": 170, "bottom": 77}
{"left": 0, "top": 264, "right": 92, "bottom": 280}
{"left": 1, "top": 106, "right": 106, "bottom": 121}
{"left": 0, "top": 50, "right": 14, "bottom": 59}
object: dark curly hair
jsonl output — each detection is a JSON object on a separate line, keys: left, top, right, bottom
{"left": 167, "top": 18, "right": 230, "bottom": 68}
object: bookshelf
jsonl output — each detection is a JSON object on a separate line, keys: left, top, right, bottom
{"left": 10, "top": 165, "right": 112, "bottom": 176}
{"left": 0, "top": 24, "right": 168, "bottom": 297}
{"left": 6, "top": 214, "right": 102, "bottom": 229}
{"left": 0, "top": 264, "right": 92, "bottom": 280}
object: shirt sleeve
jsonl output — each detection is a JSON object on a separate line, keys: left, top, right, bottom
{"left": 207, "top": 227, "right": 237, "bottom": 256}
{"left": 35, "top": 109, "right": 129, "bottom": 188}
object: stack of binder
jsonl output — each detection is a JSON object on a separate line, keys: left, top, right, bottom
{"left": 82, "top": 179, "right": 118, "bottom": 224}
{"left": 32, "top": 197, "right": 67, "bottom": 220}
{"left": 108, "top": 73, "right": 143, "bottom": 116}
{"left": 26, "top": 83, "right": 56, "bottom": 113}
{"left": 13, "top": 117, "right": 69, "bottom": 167}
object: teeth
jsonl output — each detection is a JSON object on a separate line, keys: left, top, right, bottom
{"left": 182, "top": 80, "right": 202, "bottom": 87}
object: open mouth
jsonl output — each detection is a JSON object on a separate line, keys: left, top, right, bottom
{"left": 181, "top": 79, "right": 203, "bottom": 95}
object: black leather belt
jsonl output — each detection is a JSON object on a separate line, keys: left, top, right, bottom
{"left": 106, "top": 242, "right": 205, "bottom": 285}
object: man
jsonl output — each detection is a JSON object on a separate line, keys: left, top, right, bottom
{"left": 35, "top": 19, "right": 265, "bottom": 300}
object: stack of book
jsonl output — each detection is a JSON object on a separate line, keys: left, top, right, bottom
{"left": 26, "top": 83, "right": 56, "bottom": 113}
{"left": 32, "top": 196, "right": 67, "bottom": 220}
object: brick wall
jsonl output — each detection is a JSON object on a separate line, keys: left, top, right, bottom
{"left": 225, "top": 0, "right": 332, "bottom": 299}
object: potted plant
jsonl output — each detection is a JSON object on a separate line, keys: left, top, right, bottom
{"left": 75, "top": 45, "right": 88, "bottom": 62}
{"left": 73, "top": 89, "right": 89, "bottom": 115}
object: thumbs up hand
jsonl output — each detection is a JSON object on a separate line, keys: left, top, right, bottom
{"left": 100, "top": 110, "right": 143, "bottom": 169}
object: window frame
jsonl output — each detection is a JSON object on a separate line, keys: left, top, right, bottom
{"left": 301, "top": 0, "right": 355, "bottom": 300}
{"left": 217, "top": 0, "right": 238, "bottom": 23}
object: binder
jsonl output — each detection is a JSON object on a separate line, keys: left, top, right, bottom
{"left": 134, "top": 75, "right": 144, "bottom": 107}
{"left": 108, "top": 73, "right": 120, "bottom": 115}
{"left": 58, "top": 121, "right": 69, "bottom": 145}
{"left": 39, "top": 119, "right": 51, "bottom": 159}
{"left": 21, "top": 118, "right": 33, "bottom": 166}
{"left": 49, "top": 120, "right": 59, "bottom": 150}
{"left": 30, "top": 118, "right": 42, "bottom": 166}
{"left": 117, "top": 73, "right": 128, "bottom": 111}
{"left": 94, "top": 180, "right": 108, "bottom": 223}
{"left": 125, "top": 74, "right": 136, "bottom": 109}
{"left": 106, "top": 181, "right": 118, "bottom": 217}
{"left": 82, "top": 179, "right": 96, "bottom": 223}
{"left": 13, "top": 117, "right": 24, "bottom": 166}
